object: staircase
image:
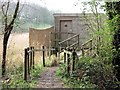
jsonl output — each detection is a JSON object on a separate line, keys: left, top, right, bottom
{"left": 49, "top": 32, "right": 79, "bottom": 52}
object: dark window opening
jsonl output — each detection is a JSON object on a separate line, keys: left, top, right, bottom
{"left": 65, "top": 25, "right": 67, "bottom": 27}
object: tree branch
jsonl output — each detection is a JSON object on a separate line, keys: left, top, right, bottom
{"left": 5, "top": 0, "right": 10, "bottom": 15}
{"left": 1, "top": 4, "right": 5, "bottom": 16}
{"left": 8, "top": 0, "right": 19, "bottom": 29}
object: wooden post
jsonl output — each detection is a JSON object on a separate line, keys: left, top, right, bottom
{"left": 78, "top": 34, "right": 79, "bottom": 46}
{"left": 67, "top": 40, "right": 69, "bottom": 48}
{"left": 72, "top": 49, "right": 76, "bottom": 72}
{"left": 64, "top": 52, "right": 66, "bottom": 63}
{"left": 42, "top": 46, "right": 45, "bottom": 67}
{"left": 27, "top": 48, "right": 30, "bottom": 75}
{"left": 24, "top": 48, "right": 27, "bottom": 81}
{"left": 67, "top": 53, "right": 70, "bottom": 76}
{"left": 90, "top": 40, "right": 92, "bottom": 55}
{"left": 55, "top": 48, "right": 58, "bottom": 57}
{"left": 58, "top": 44, "right": 60, "bottom": 61}
{"left": 81, "top": 46, "right": 84, "bottom": 56}
{"left": 30, "top": 47, "right": 32, "bottom": 69}
{"left": 33, "top": 47, "right": 35, "bottom": 69}
{"left": 49, "top": 32, "right": 51, "bottom": 60}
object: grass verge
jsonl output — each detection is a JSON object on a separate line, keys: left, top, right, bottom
{"left": 2, "top": 64, "right": 46, "bottom": 89}
{"left": 56, "top": 64, "right": 97, "bottom": 88}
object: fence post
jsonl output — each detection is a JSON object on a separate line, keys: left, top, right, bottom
{"left": 24, "top": 48, "right": 27, "bottom": 81}
{"left": 90, "top": 40, "right": 92, "bottom": 55}
{"left": 58, "top": 44, "right": 60, "bottom": 61}
{"left": 64, "top": 52, "right": 66, "bottom": 63}
{"left": 55, "top": 47, "right": 58, "bottom": 57}
{"left": 33, "top": 47, "right": 35, "bottom": 69}
{"left": 30, "top": 47, "right": 32, "bottom": 70}
{"left": 81, "top": 46, "right": 84, "bottom": 56}
{"left": 72, "top": 49, "right": 76, "bottom": 72}
{"left": 42, "top": 46, "right": 45, "bottom": 67}
{"left": 67, "top": 53, "right": 70, "bottom": 76}
{"left": 78, "top": 34, "right": 79, "bottom": 46}
{"left": 27, "top": 48, "right": 30, "bottom": 75}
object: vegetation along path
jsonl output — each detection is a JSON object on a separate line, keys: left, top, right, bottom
{"left": 37, "top": 66, "right": 64, "bottom": 88}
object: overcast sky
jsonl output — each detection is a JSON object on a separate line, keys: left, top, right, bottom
{"left": 6, "top": 0, "right": 105, "bottom": 13}
{"left": 19, "top": 0, "right": 96, "bottom": 13}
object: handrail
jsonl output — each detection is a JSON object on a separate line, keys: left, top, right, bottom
{"left": 60, "top": 37, "right": 98, "bottom": 77}
{"left": 59, "top": 34, "right": 79, "bottom": 45}
{"left": 51, "top": 32, "right": 76, "bottom": 35}
{"left": 27, "top": 48, "right": 55, "bottom": 53}
{"left": 81, "top": 39, "right": 93, "bottom": 46}
{"left": 24, "top": 46, "right": 56, "bottom": 81}
{"left": 66, "top": 41, "right": 79, "bottom": 49}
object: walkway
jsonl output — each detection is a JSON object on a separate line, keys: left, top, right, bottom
{"left": 37, "top": 66, "right": 64, "bottom": 88}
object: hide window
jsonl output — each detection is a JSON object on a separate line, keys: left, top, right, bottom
{"left": 65, "top": 25, "right": 67, "bottom": 27}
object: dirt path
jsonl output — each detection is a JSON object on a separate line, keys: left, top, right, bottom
{"left": 37, "top": 66, "right": 64, "bottom": 88}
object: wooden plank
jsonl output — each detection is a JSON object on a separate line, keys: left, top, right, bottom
{"left": 82, "top": 39, "right": 93, "bottom": 46}
{"left": 27, "top": 48, "right": 56, "bottom": 53}
{"left": 66, "top": 41, "right": 78, "bottom": 49}
{"left": 51, "top": 32, "right": 76, "bottom": 35}
{"left": 59, "top": 34, "right": 79, "bottom": 45}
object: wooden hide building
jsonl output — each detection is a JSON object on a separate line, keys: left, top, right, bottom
{"left": 50, "top": 13, "right": 90, "bottom": 49}
{"left": 29, "top": 13, "right": 90, "bottom": 52}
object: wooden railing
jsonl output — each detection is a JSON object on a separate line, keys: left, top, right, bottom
{"left": 24, "top": 46, "right": 55, "bottom": 81}
{"left": 61, "top": 37, "right": 97, "bottom": 76}
{"left": 51, "top": 32, "right": 76, "bottom": 36}
{"left": 58, "top": 34, "right": 79, "bottom": 51}
{"left": 81, "top": 39, "right": 93, "bottom": 56}
{"left": 50, "top": 32, "right": 77, "bottom": 48}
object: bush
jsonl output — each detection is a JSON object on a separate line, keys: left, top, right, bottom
{"left": 76, "top": 56, "right": 118, "bottom": 88}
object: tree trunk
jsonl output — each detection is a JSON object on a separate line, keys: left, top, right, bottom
{"left": 2, "top": 38, "right": 7, "bottom": 76}
{"left": 1, "top": 0, "right": 19, "bottom": 77}
{"left": 2, "top": 30, "right": 11, "bottom": 77}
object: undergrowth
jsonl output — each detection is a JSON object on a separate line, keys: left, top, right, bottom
{"left": 56, "top": 55, "right": 119, "bottom": 88}
{"left": 2, "top": 64, "right": 44, "bottom": 89}
{"left": 76, "top": 56, "right": 118, "bottom": 88}
{"left": 56, "top": 63, "right": 97, "bottom": 88}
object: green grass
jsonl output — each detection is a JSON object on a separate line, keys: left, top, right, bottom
{"left": 56, "top": 64, "right": 97, "bottom": 88}
{"left": 2, "top": 64, "right": 45, "bottom": 88}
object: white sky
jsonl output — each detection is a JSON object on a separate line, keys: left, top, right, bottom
{"left": 19, "top": 0, "right": 94, "bottom": 13}
{"left": 7, "top": 0, "right": 105, "bottom": 13}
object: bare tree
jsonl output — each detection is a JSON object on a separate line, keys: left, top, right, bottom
{"left": 1, "top": 0, "right": 20, "bottom": 77}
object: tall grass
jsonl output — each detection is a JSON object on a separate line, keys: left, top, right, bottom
{"left": 0, "top": 33, "right": 59, "bottom": 74}
{"left": 0, "top": 33, "right": 29, "bottom": 73}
